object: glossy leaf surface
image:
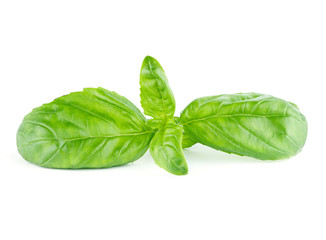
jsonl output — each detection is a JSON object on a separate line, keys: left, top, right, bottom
{"left": 17, "top": 88, "right": 154, "bottom": 168}
{"left": 150, "top": 122, "right": 188, "bottom": 175}
{"left": 180, "top": 93, "right": 307, "bottom": 160}
{"left": 140, "top": 56, "right": 175, "bottom": 119}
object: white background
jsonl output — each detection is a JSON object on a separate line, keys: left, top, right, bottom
{"left": 0, "top": 1, "right": 325, "bottom": 239}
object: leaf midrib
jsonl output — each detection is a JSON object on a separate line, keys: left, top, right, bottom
{"left": 61, "top": 131, "right": 153, "bottom": 142}
{"left": 21, "top": 130, "right": 153, "bottom": 145}
{"left": 182, "top": 113, "right": 293, "bottom": 125}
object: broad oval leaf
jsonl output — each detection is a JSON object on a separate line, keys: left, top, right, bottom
{"left": 140, "top": 56, "right": 175, "bottom": 119}
{"left": 180, "top": 93, "right": 308, "bottom": 160}
{"left": 17, "top": 88, "right": 154, "bottom": 168}
{"left": 150, "top": 122, "right": 188, "bottom": 175}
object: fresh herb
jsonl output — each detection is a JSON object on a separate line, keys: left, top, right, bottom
{"left": 17, "top": 56, "right": 308, "bottom": 175}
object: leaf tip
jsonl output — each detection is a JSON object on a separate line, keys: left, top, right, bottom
{"left": 173, "top": 166, "right": 188, "bottom": 176}
{"left": 142, "top": 55, "right": 160, "bottom": 69}
{"left": 143, "top": 55, "right": 155, "bottom": 61}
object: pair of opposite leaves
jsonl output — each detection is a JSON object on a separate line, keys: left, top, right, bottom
{"left": 17, "top": 56, "right": 308, "bottom": 175}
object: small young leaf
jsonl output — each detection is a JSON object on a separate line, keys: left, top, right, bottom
{"left": 180, "top": 93, "right": 307, "bottom": 160}
{"left": 149, "top": 123, "right": 188, "bottom": 175}
{"left": 175, "top": 117, "right": 197, "bottom": 148}
{"left": 17, "top": 88, "right": 154, "bottom": 168}
{"left": 140, "top": 56, "right": 175, "bottom": 119}
{"left": 146, "top": 119, "right": 166, "bottom": 130}
{"left": 182, "top": 131, "right": 197, "bottom": 149}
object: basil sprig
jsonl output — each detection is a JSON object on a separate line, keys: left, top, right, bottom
{"left": 17, "top": 56, "right": 308, "bottom": 175}
{"left": 140, "top": 56, "right": 188, "bottom": 175}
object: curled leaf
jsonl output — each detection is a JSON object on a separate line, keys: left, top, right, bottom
{"left": 150, "top": 123, "right": 188, "bottom": 175}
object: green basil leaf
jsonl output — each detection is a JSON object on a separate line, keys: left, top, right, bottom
{"left": 17, "top": 88, "right": 154, "bottom": 168}
{"left": 146, "top": 119, "right": 166, "bottom": 130}
{"left": 149, "top": 123, "right": 188, "bottom": 175}
{"left": 171, "top": 116, "right": 198, "bottom": 148}
{"left": 180, "top": 93, "right": 307, "bottom": 160}
{"left": 182, "top": 130, "right": 197, "bottom": 149}
{"left": 140, "top": 56, "right": 175, "bottom": 119}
